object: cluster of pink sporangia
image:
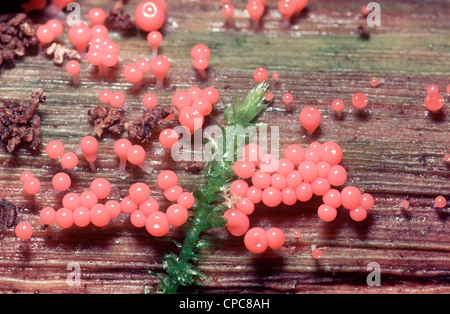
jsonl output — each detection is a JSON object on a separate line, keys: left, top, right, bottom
{"left": 227, "top": 141, "right": 375, "bottom": 254}
{"left": 15, "top": 136, "right": 195, "bottom": 240}
{"left": 221, "top": 0, "right": 308, "bottom": 29}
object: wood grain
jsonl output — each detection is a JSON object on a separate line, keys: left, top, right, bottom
{"left": 0, "top": 0, "right": 449, "bottom": 294}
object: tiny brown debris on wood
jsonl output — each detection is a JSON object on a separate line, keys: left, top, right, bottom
{"left": 87, "top": 106, "right": 126, "bottom": 138}
{"left": 358, "top": 24, "right": 371, "bottom": 40}
{"left": 0, "top": 13, "right": 38, "bottom": 67}
{"left": 0, "top": 199, "right": 18, "bottom": 232}
{"left": 105, "top": 0, "right": 137, "bottom": 34}
{"left": 126, "top": 106, "right": 178, "bottom": 143}
{"left": 185, "top": 161, "right": 203, "bottom": 173}
{"left": 0, "top": 88, "right": 45, "bottom": 153}
{"left": 46, "top": 42, "right": 81, "bottom": 65}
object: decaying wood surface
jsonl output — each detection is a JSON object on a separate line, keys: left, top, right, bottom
{"left": 0, "top": 0, "right": 449, "bottom": 294}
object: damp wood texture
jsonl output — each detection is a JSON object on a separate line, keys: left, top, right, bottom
{"left": 0, "top": 0, "right": 449, "bottom": 294}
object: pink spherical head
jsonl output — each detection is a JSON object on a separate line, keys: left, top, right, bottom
{"left": 105, "top": 200, "right": 122, "bottom": 219}
{"left": 73, "top": 207, "right": 91, "bottom": 227}
{"left": 178, "top": 107, "right": 204, "bottom": 133}
{"left": 230, "top": 179, "right": 249, "bottom": 198}
{"left": 91, "top": 25, "right": 109, "bottom": 39}
{"left": 283, "top": 144, "right": 304, "bottom": 166}
{"left": 89, "top": 8, "right": 107, "bottom": 25}
{"left": 46, "top": 19, "right": 64, "bottom": 38}
{"left": 192, "top": 98, "right": 212, "bottom": 116}
{"left": 80, "top": 136, "right": 98, "bottom": 155}
{"left": 135, "top": 1, "right": 166, "bottom": 32}
{"left": 262, "top": 187, "right": 282, "bottom": 208}
{"left": 247, "top": 186, "right": 263, "bottom": 204}
{"left": 187, "top": 86, "right": 203, "bottom": 102}
{"left": 80, "top": 191, "right": 98, "bottom": 209}
{"left": 286, "top": 170, "right": 302, "bottom": 189}
{"left": 327, "top": 165, "right": 347, "bottom": 187}
{"left": 139, "top": 198, "right": 160, "bottom": 216}
{"left": 55, "top": 208, "right": 73, "bottom": 229}
{"left": 202, "top": 87, "right": 220, "bottom": 104}
{"left": 102, "top": 53, "right": 119, "bottom": 68}
{"left": 246, "top": 0, "right": 265, "bottom": 22}
{"left": 236, "top": 198, "right": 255, "bottom": 215}
{"left": 177, "top": 192, "right": 195, "bottom": 209}
{"left": 191, "top": 44, "right": 211, "bottom": 60}
{"left": 46, "top": 140, "right": 65, "bottom": 159}
{"left": 319, "top": 141, "right": 343, "bottom": 166}
{"left": 341, "top": 186, "right": 362, "bottom": 210}
{"left": 193, "top": 56, "right": 209, "bottom": 71}
{"left": 68, "top": 23, "right": 92, "bottom": 52}
{"left": 281, "top": 187, "right": 297, "bottom": 206}
{"left": 147, "top": 31, "right": 163, "bottom": 49}
{"left": 157, "top": 170, "right": 178, "bottom": 190}
{"left": 222, "top": 4, "right": 235, "bottom": 19}
{"left": 66, "top": 60, "right": 80, "bottom": 76}
{"left": 40, "top": 207, "right": 56, "bottom": 225}
{"left": 90, "top": 178, "right": 112, "bottom": 200}
{"left": 434, "top": 196, "right": 447, "bottom": 208}
{"left": 425, "top": 93, "right": 444, "bottom": 112}
{"left": 124, "top": 63, "right": 144, "bottom": 84}
{"left": 151, "top": 55, "right": 170, "bottom": 79}
{"left": 271, "top": 173, "right": 287, "bottom": 190}
{"left": 312, "top": 248, "right": 322, "bottom": 259}
{"left": 331, "top": 99, "right": 344, "bottom": 112}
{"left": 349, "top": 206, "right": 367, "bottom": 222}
{"left": 317, "top": 204, "right": 337, "bottom": 222}
{"left": 427, "top": 84, "right": 439, "bottom": 94}
{"left": 114, "top": 138, "right": 132, "bottom": 160}
{"left": 142, "top": 93, "right": 158, "bottom": 110}
{"left": 159, "top": 128, "right": 179, "bottom": 149}
{"left": 172, "top": 91, "right": 192, "bottom": 110}
{"left": 61, "top": 152, "right": 79, "bottom": 170}
{"left": 323, "top": 189, "right": 341, "bottom": 208}
{"left": 224, "top": 209, "right": 250, "bottom": 237}
{"left": 351, "top": 93, "right": 368, "bottom": 109}
{"left": 90, "top": 204, "right": 111, "bottom": 227}
{"left": 146, "top": 212, "right": 170, "bottom": 237}
{"left": 299, "top": 106, "right": 321, "bottom": 135}
{"left": 253, "top": 67, "right": 268, "bottom": 84}
{"left": 87, "top": 48, "right": 103, "bottom": 66}
{"left": 252, "top": 171, "right": 271, "bottom": 190}
{"left": 127, "top": 145, "right": 146, "bottom": 166}
{"left": 23, "top": 177, "right": 41, "bottom": 195}
{"left": 311, "top": 177, "right": 331, "bottom": 196}
{"left": 233, "top": 160, "right": 256, "bottom": 179}
{"left": 136, "top": 58, "right": 151, "bottom": 74}
{"left": 62, "top": 192, "right": 81, "bottom": 210}
{"left": 360, "top": 193, "right": 375, "bottom": 210}
{"left": 278, "top": 0, "right": 296, "bottom": 19}
{"left": 52, "top": 172, "right": 71, "bottom": 192}
{"left": 99, "top": 89, "right": 112, "bottom": 104}
{"left": 282, "top": 93, "right": 293, "bottom": 106}
{"left": 20, "top": 171, "right": 34, "bottom": 184}
{"left": 166, "top": 204, "right": 189, "bottom": 227}
{"left": 298, "top": 161, "right": 318, "bottom": 183}
{"left": 295, "top": 182, "right": 313, "bottom": 202}
{"left": 110, "top": 92, "right": 125, "bottom": 108}
{"left": 37, "top": 24, "right": 55, "bottom": 45}
{"left": 130, "top": 210, "right": 147, "bottom": 228}
{"left": 163, "top": 185, "right": 183, "bottom": 202}
{"left": 267, "top": 228, "right": 285, "bottom": 250}
{"left": 129, "top": 183, "right": 151, "bottom": 205}
{"left": 15, "top": 222, "right": 33, "bottom": 240}
{"left": 276, "top": 158, "right": 294, "bottom": 176}
{"left": 121, "top": 196, "right": 138, "bottom": 214}
{"left": 244, "top": 227, "right": 268, "bottom": 254}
